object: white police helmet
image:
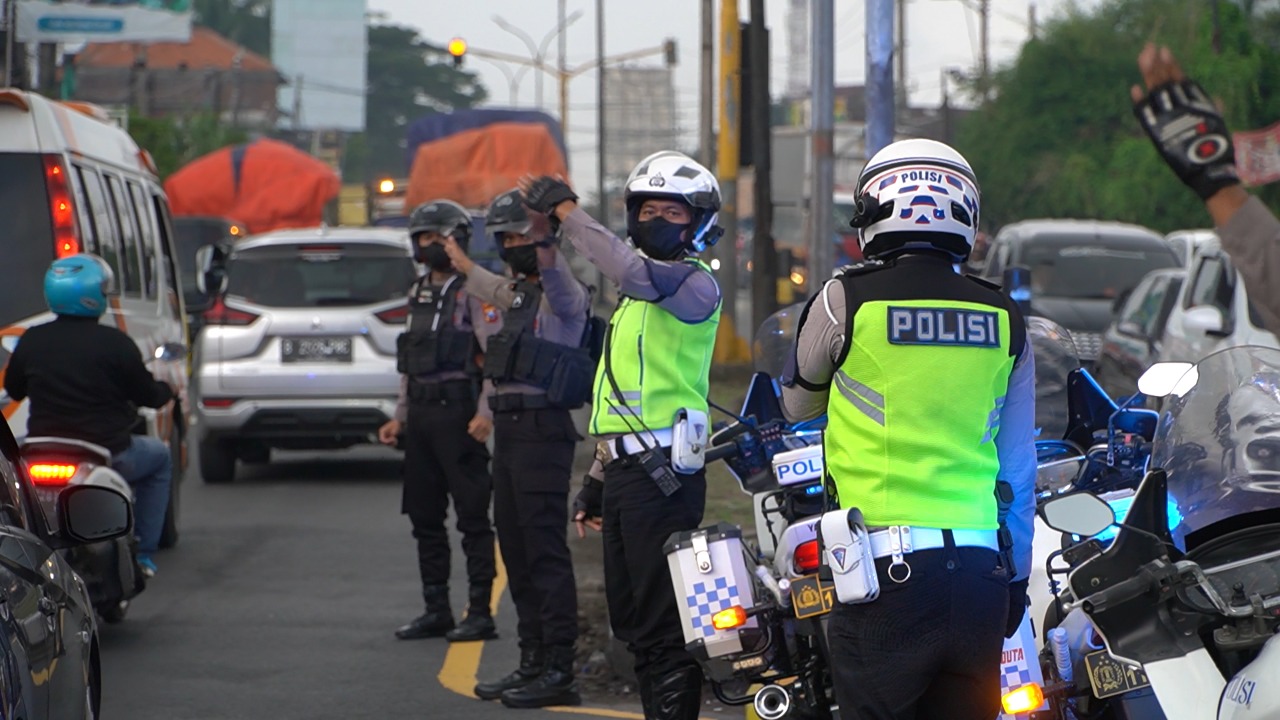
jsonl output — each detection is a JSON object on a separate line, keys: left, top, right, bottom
{"left": 623, "top": 151, "right": 723, "bottom": 253}
{"left": 849, "top": 138, "right": 980, "bottom": 262}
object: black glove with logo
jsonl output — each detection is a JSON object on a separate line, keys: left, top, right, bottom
{"left": 572, "top": 475, "right": 604, "bottom": 522}
{"left": 1005, "top": 578, "right": 1030, "bottom": 638}
{"left": 1134, "top": 78, "right": 1240, "bottom": 200}
{"left": 523, "top": 176, "right": 579, "bottom": 217}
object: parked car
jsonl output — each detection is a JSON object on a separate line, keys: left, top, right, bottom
{"left": 1164, "top": 228, "right": 1216, "bottom": 267}
{"left": 981, "top": 219, "right": 1181, "bottom": 362}
{"left": 0, "top": 414, "right": 133, "bottom": 719}
{"left": 192, "top": 227, "right": 416, "bottom": 483}
{"left": 1093, "top": 268, "right": 1186, "bottom": 400}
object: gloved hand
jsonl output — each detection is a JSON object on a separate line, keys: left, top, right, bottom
{"left": 1133, "top": 78, "right": 1239, "bottom": 200}
{"left": 522, "top": 176, "right": 579, "bottom": 216}
{"left": 1005, "top": 578, "right": 1030, "bottom": 638}
{"left": 572, "top": 475, "right": 604, "bottom": 538}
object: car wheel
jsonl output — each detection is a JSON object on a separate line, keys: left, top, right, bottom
{"left": 158, "top": 424, "right": 182, "bottom": 548}
{"left": 200, "top": 436, "right": 237, "bottom": 484}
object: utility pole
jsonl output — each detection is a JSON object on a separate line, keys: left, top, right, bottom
{"left": 1211, "top": 0, "right": 1222, "bottom": 54}
{"left": 979, "top": 0, "right": 990, "bottom": 100}
{"left": 596, "top": 0, "right": 607, "bottom": 230}
{"left": 896, "top": 0, "right": 907, "bottom": 109}
{"left": 3, "top": 0, "right": 14, "bottom": 88}
{"left": 699, "top": 0, "right": 714, "bottom": 167}
{"left": 1028, "top": 3, "right": 1038, "bottom": 40}
{"left": 718, "top": 0, "right": 741, "bottom": 333}
{"left": 866, "top": 0, "right": 894, "bottom": 157}
{"left": 558, "top": 0, "right": 568, "bottom": 124}
{"left": 941, "top": 68, "right": 951, "bottom": 144}
{"left": 810, "top": 0, "right": 835, "bottom": 286}
{"left": 749, "top": 0, "right": 775, "bottom": 332}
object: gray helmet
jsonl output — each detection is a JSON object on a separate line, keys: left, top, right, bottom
{"left": 408, "top": 199, "right": 471, "bottom": 248}
{"left": 485, "top": 189, "right": 532, "bottom": 242}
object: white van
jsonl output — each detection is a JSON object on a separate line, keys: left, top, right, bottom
{"left": 0, "top": 89, "right": 189, "bottom": 547}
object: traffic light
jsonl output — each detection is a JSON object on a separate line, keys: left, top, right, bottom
{"left": 663, "top": 38, "right": 677, "bottom": 67}
{"left": 447, "top": 37, "right": 467, "bottom": 68}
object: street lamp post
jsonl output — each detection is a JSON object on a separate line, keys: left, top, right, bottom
{"left": 493, "top": 11, "right": 583, "bottom": 111}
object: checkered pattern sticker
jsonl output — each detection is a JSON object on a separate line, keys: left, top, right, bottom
{"left": 1001, "top": 665, "right": 1034, "bottom": 693}
{"left": 685, "top": 577, "right": 740, "bottom": 638}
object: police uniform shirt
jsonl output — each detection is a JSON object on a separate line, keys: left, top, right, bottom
{"left": 462, "top": 249, "right": 590, "bottom": 397}
{"left": 393, "top": 275, "right": 501, "bottom": 423}
{"left": 781, "top": 268, "right": 1038, "bottom": 580}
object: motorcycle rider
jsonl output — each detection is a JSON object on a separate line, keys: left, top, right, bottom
{"left": 4, "top": 254, "right": 175, "bottom": 577}
{"left": 377, "top": 200, "right": 499, "bottom": 643}
{"left": 779, "top": 139, "right": 1037, "bottom": 719}
{"left": 520, "top": 151, "right": 723, "bottom": 720}
{"left": 441, "top": 188, "right": 591, "bottom": 708}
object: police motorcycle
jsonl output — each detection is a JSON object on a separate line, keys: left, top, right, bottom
{"left": 1013, "top": 346, "right": 1280, "bottom": 719}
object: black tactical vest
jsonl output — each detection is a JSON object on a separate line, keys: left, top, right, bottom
{"left": 482, "top": 279, "right": 595, "bottom": 409}
{"left": 396, "top": 275, "right": 476, "bottom": 376}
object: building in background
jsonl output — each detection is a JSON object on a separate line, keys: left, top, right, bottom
{"left": 271, "top": 0, "right": 367, "bottom": 134}
{"left": 72, "top": 26, "right": 283, "bottom": 129}
{"left": 601, "top": 65, "right": 678, "bottom": 225}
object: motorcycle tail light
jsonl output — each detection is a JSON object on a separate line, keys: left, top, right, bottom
{"left": 1001, "top": 683, "right": 1044, "bottom": 714}
{"left": 29, "top": 462, "right": 78, "bottom": 486}
{"left": 711, "top": 606, "right": 748, "bottom": 631}
{"left": 794, "top": 539, "right": 821, "bottom": 574}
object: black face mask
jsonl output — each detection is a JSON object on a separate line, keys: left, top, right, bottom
{"left": 417, "top": 243, "right": 452, "bottom": 271}
{"left": 504, "top": 245, "right": 540, "bottom": 276}
{"left": 633, "top": 218, "right": 691, "bottom": 261}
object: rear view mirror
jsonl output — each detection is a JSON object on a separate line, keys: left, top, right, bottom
{"left": 1039, "top": 492, "right": 1115, "bottom": 538}
{"left": 153, "top": 342, "right": 188, "bottom": 362}
{"left": 1138, "top": 362, "right": 1196, "bottom": 398}
{"left": 194, "top": 244, "right": 229, "bottom": 297}
{"left": 1183, "top": 306, "right": 1228, "bottom": 337}
{"left": 58, "top": 485, "right": 132, "bottom": 544}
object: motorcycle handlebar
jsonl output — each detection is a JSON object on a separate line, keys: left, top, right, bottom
{"left": 1080, "top": 573, "right": 1151, "bottom": 614}
{"left": 704, "top": 422, "right": 754, "bottom": 463}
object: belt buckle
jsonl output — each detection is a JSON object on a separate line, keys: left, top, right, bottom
{"left": 594, "top": 440, "right": 615, "bottom": 465}
{"left": 887, "top": 525, "right": 913, "bottom": 583}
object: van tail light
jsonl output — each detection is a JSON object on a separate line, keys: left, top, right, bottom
{"left": 200, "top": 398, "right": 237, "bottom": 409}
{"left": 794, "top": 539, "right": 821, "bottom": 574}
{"left": 29, "top": 462, "right": 78, "bottom": 486}
{"left": 43, "top": 155, "right": 80, "bottom": 258}
{"left": 202, "top": 297, "right": 259, "bottom": 326}
{"left": 375, "top": 303, "right": 409, "bottom": 324}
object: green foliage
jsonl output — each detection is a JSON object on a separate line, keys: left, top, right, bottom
{"left": 128, "top": 113, "right": 248, "bottom": 179}
{"left": 955, "top": 0, "right": 1280, "bottom": 234}
{"left": 192, "top": 0, "right": 271, "bottom": 56}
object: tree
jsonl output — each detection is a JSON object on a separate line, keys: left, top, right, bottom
{"left": 955, "top": 0, "right": 1280, "bottom": 233}
{"left": 129, "top": 113, "right": 249, "bottom": 179}
{"left": 354, "top": 23, "right": 488, "bottom": 182}
{"left": 192, "top": 0, "right": 271, "bottom": 56}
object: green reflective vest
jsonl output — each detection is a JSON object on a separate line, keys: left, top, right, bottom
{"left": 825, "top": 297, "right": 1017, "bottom": 529}
{"left": 589, "top": 275, "right": 721, "bottom": 436}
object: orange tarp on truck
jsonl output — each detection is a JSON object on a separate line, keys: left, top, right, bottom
{"left": 403, "top": 122, "right": 569, "bottom": 210}
{"left": 164, "top": 138, "right": 341, "bottom": 234}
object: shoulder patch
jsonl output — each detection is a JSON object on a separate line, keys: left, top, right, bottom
{"left": 481, "top": 303, "right": 500, "bottom": 323}
{"left": 887, "top": 306, "right": 1000, "bottom": 348}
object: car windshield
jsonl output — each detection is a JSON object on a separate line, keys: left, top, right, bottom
{"left": 1023, "top": 235, "right": 1179, "bottom": 300}
{"left": 224, "top": 243, "right": 415, "bottom": 308}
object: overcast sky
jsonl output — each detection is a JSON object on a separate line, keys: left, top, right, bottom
{"left": 366, "top": 0, "right": 1102, "bottom": 189}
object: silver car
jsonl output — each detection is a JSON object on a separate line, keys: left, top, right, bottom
{"left": 193, "top": 227, "right": 416, "bottom": 483}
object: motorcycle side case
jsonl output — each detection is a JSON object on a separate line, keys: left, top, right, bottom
{"left": 1218, "top": 632, "right": 1280, "bottom": 718}
{"left": 664, "top": 523, "right": 762, "bottom": 660}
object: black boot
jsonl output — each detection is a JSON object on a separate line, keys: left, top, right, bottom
{"left": 500, "top": 644, "right": 581, "bottom": 708}
{"left": 650, "top": 666, "right": 702, "bottom": 720}
{"left": 474, "top": 643, "right": 545, "bottom": 700}
{"left": 395, "top": 585, "right": 455, "bottom": 640}
{"left": 446, "top": 585, "right": 498, "bottom": 642}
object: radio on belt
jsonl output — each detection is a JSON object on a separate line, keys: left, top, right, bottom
{"left": 771, "top": 444, "right": 825, "bottom": 487}
{"left": 663, "top": 522, "right": 761, "bottom": 660}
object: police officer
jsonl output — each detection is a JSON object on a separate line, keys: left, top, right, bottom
{"left": 520, "top": 152, "right": 723, "bottom": 720}
{"left": 779, "top": 139, "right": 1036, "bottom": 719}
{"left": 377, "top": 199, "right": 499, "bottom": 643}
{"left": 440, "top": 189, "right": 590, "bottom": 708}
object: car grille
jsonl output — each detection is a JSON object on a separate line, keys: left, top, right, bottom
{"left": 1072, "top": 331, "right": 1103, "bottom": 361}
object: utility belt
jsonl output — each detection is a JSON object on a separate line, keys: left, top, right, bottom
{"left": 819, "top": 506, "right": 999, "bottom": 605}
{"left": 594, "top": 427, "right": 674, "bottom": 466}
{"left": 408, "top": 379, "right": 474, "bottom": 404}
{"left": 488, "top": 392, "right": 552, "bottom": 413}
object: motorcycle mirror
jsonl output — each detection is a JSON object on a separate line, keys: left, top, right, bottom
{"left": 1039, "top": 492, "right": 1115, "bottom": 538}
{"left": 1036, "top": 457, "right": 1086, "bottom": 495}
{"left": 1137, "top": 362, "right": 1197, "bottom": 398}
{"left": 153, "top": 342, "right": 188, "bottom": 362}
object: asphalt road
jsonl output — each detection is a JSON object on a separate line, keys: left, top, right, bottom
{"left": 96, "top": 445, "right": 645, "bottom": 720}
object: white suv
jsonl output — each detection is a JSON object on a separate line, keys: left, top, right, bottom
{"left": 193, "top": 227, "right": 416, "bottom": 483}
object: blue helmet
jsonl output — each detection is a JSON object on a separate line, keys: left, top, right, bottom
{"left": 44, "top": 254, "right": 116, "bottom": 318}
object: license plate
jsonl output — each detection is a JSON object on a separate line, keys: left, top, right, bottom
{"left": 1084, "top": 650, "right": 1151, "bottom": 699}
{"left": 790, "top": 574, "right": 836, "bottom": 619}
{"left": 280, "top": 336, "right": 352, "bottom": 363}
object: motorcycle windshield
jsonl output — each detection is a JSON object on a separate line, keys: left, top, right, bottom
{"left": 752, "top": 302, "right": 808, "bottom": 379}
{"left": 1152, "top": 346, "right": 1280, "bottom": 550}
{"left": 1028, "top": 316, "right": 1081, "bottom": 440}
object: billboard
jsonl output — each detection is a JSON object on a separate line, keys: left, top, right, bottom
{"left": 15, "top": 0, "right": 192, "bottom": 43}
{"left": 271, "top": 0, "right": 367, "bottom": 133}
{"left": 602, "top": 66, "right": 677, "bottom": 181}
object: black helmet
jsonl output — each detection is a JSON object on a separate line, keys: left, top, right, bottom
{"left": 409, "top": 199, "right": 471, "bottom": 248}
{"left": 485, "top": 189, "right": 532, "bottom": 259}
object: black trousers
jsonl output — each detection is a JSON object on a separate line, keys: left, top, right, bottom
{"left": 601, "top": 457, "right": 706, "bottom": 683}
{"left": 402, "top": 397, "right": 496, "bottom": 590}
{"left": 828, "top": 544, "right": 1010, "bottom": 720}
{"left": 492, "top": 407, "right": 580, "bottom": 648}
